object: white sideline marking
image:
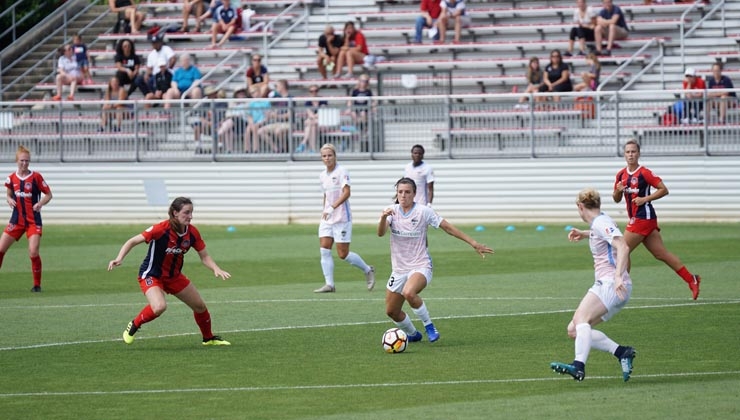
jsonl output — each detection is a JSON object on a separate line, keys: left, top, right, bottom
{"left": 0, "top": 300, "right": 737, "bottom": 352}
{"left": 1, "top": 370, "right": 739, "bottom": 398}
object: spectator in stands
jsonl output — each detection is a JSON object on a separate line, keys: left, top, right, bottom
{"left": 298, "top": 85, "right": 328, "bottom": 153}
{"left": 245, "top": 86, "right": 272, "bottom": 153}
{"left": 112, "top": 38, "right": 141, "bottom": 101}
{"left": 565, "top": 0, "right": 597, "bottom": 57}
{"left": 210, "top": 0, "right": 238, "bottom": 49}
{"left": 574, "top": 52, "right": 601, "bottom": 91}
{"left": 133, "top": 33, "right": 176, "bottom": 98}
{"left": 72, "top": 34, "right": 94, "bottom": 85}
{"left": 437, "top": 0, "right": 471, "bottom": 44}
{"left": 144, "top": 58, "right": 173, "bottom": 108}
{"left": 193, "top": 86, "right": 227, "bottom": 152}
{"left": 334, "top": 22, "right": 368, "bottom": 79}
{"left": 100, "top": 80, "right": 124, "bottom": 132}
{"left": 345, "top": 74, "right": 374, "bottom": 143}
{"left": 414, "top": 0, "right": 442, "bottom": 44}
{"left": 108, "top": 0, "right": 145, "bottom": 34}
{"left": 517, "top": 56, "right": 544, "bottom": 107}
{"left": 706, "top": 62, "right": 736, "bottom": 124}
{"left": 259, "top": 80, "right": 293, "bottom": 153}
{"left": 316, "top": 25, "right": 343, "bottom": 80}
{"left": 246, "top": 54, "right": 270, "bottom": 99}
{"left": 218, "top": 88, "right": 250, "bottom": 154}
{"left": 182, "top": 0, "right": 205, "bottom": 32}
{"left": 681, "top": 67, "right": 706, "bottom": 123}
{"left": 539, "top": 50, "right": 573, "bottom": 102}
{"left": 594, "top": 0, "right": 629, "bottom": 56}
{"left": 164, "top": 54, "right": 203, "bottom": 108}
{"left": 52, "top": 44, "right": 82, "bottom": 101}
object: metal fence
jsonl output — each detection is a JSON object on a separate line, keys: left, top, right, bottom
{"left": 1, "top": 89, "right": 739, "bottom": 162}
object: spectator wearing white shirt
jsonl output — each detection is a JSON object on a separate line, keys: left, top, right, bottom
{"left": 565, "top": 0, "right": 598, "bottom": 57}
{"left": 132, "top": 33, "right": 176, "bottom": 97}
{"left": 52, "top": 44, "right": 82, "bottom": 101}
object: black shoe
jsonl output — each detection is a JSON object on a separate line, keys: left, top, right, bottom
{"left": 563, "top": 51, "right": 573, "bottom": 57}
{"left": 31, "top": 285, "right": 41, "bottom": 292}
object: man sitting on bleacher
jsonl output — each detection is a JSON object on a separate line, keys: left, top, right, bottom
{"left": 706, "top": 62, "right": 736, "bottom": 124}
{"left": 594, "top": 0, "right": 628, "bottom": 56}
{"left": 414, "top": 0, "right": 441, "bottom": 44}
{"left": 132, "top": 33, "right": 176, "bottom": 99}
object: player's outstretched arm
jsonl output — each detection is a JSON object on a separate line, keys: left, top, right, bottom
{"left": 439, "top": 220, "right": 494, "bottom": 258}
{"left": 108, "top": 234, "right": 146, "bottom": 271}
{"left": 198, "top": 249, "right": 231, "bottom": 280}
{"left": 377, "top": 207, "right": 393, "bottom": 237}
{"left": 568, "top": 228, "right": 589, "bottom": 242}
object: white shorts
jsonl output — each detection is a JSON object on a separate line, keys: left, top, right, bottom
{"left": 318, "top": 220, "right": 352, "bottom": 243}
{"left": 386, "top": 268, "right": 433, "bottom": 294}
{"left": 588, "top": 279, "right": 632, "bottom": 322}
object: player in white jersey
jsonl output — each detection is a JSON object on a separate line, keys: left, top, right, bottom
{"left": 314, "top": 144, "right": 375, "bottom": 293}
{"left": 403, "top": 144, "right": 434, "bottom": 206}
{"left": 378, "top": 177, "right": 493, "bottom": 342}
{"left": 551, "top": 187, "right": 637, "bottom": 382}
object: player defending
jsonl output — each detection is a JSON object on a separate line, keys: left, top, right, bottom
{"left": 0, "top": 146, "right": 53, "bottom": 292}
{"left": 379, "top": 178, "right": 492, "bottom": 342}
{"left": 551, "top": 188, "right": 636, "bottom": 382}
{"left": 108, "top": 197, "right": 231, "bottom": 346}
{"left": 403, "top": 144, "right": 434, "bottom": 206}
{"left": 315, "top": 143, "right": 375, "bottom": 293}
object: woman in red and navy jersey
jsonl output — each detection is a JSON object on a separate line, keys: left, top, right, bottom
{"left": 613, "top": 139, "right": 700, "bottom": 300}
{"left": 0, "top": 146, "right": 53, "bottom": 292}
{"left": 107, "top": 197, "right": 231, "bottom": 346}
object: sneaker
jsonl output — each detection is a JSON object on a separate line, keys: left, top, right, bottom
{"left": 550, "top": 362, "right": 585, "bottom": 381}
{"left": 407, "top": 330, "right": 423, "bottom": 342}
{"left": 295, "top": 143, "right": 306, "bottom": 153}
{"left": 30, "top": 285, "right": 41, "bottom": 292}
{"left": 689, "top": 274, "right": 701, "bottom": 300}
{"left": 313, "top": 284, "right": 335, "bottom": 293}
{"left": 365, "top": 266, "right": 376, "bottom": 291}
{"left": 67, "top": 95, "right": 75, "bottom": 101}
{"left": 51, "top": 95, "right": 61, "bottom": 101}
{"left": 123, "top": 320, "right": 138, "bottom": 344}
{"left": 619, "top": 347, "right": 636, "bottom": 382}
{"left": 203, "top": 335, "right": 231, "bottom": 346}
{"left": 425, "top": 323, "right": 440, "bottom": 342}
{"left": 577, "top": 50, "right": 587, "bottom": 56}
{"left": 563, "top": 51, "right": 573, "bottom": 57}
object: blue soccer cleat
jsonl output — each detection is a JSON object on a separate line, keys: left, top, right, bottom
{"left": 425, "top": 323, "right": 440, "bottom": 342}
{"left": 407, "top": 330, "right": 423, "bottom": 342}
{"left": 620, "top": 347, "right": 637, "bottom": 382}
{"left": 550, "top": 362, "right": 585, "bottom": 381}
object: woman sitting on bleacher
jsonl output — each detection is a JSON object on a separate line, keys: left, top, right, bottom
{"left": 163, "top": 55, "right": 203, "bottom": 108}
{"left": 52, "top": 44, "right": 82, "bottom": 101}
{"left": 108, "top": 0, "right": 145, "bottom": 34}
{"left": 112, "top": 39, "right": 141, "bottom": 101}
{"left": 539, "top": 50, "right": 573, "bottom": 102}
{"left": 517, "top": 56, "right": 544, "bottom": 107}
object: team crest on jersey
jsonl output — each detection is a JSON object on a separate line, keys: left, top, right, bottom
{"left": 181, "top": 240, "right": 190, "bottom": 248}
{"left": 605, "top": 226, "right": 616, "bottom": 235}
{"left": 630, "top": 176, "right": 638, "bottom": 186}
{"left": 410, "top": 217, "right": 419, "bottom": 226}
{"left": 24, "top": 182, "right": 31, "bottom": 190}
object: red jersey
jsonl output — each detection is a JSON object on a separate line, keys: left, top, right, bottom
{"left": 348, "top": 31, "right": 369, "bottom": 55}
{"left": 682, "top": 77, "right": 706, "bottom": 90}
{"left": 138, "top": 220, "right": 205, "bottom": 279}
{"left": 421, "top": 0, "right": 442, "bottom": 19}
{"left": 4, "top": 171, "right": 50, "bottom": 227}
{"left": 614, "top": 166, "right": 663, "bottom": 220}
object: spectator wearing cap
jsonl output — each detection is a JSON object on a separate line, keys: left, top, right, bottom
{"left": 164, "top": 54, "right": 203, "bottom": 107}
{"left": 144, "top": 58, "right": 172, "bottom": 107}
{"left": 108, "top": 0, "right": 145, "bottom": 34}
{"left": 193, "top": 86, "right": 228, "bottom": 152}
{"left": 132, "top": 33, "right": 176, "bottom": 97}
{"left": 210, "top": 0, "right": 238, "bottom": 48}
{"left": 706, "top": 62, "right": 736, "bottom": 124}
{"left": 594, "top": 0, "right": 628, "bottom": 56}
{"left": 414, "top": 0, "right": 441, "bottom": 44}
{"left": 246, "top": 54, "right": 270, "bottom": 99}
{"left": 682, "top": 67, "right": 706, "bottom": 123}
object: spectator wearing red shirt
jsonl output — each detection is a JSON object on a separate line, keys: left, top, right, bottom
{"left": 682, "top": 67, "right": 706, "bottom": 123}
{"left": 108, "top": 197, "right": 232, "bottom": 346}
{"left": 334, "top": 21, "right": 368, "bottom": 79}
{"left": 414, "top": 0, "right": 442, "bottom": 44}
{"left": 0, "top": 146, "right": 53, "bottom": 292}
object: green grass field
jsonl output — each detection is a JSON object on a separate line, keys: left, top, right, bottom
{"left": 0, "top": 222, "right": 738, "bottom": 419}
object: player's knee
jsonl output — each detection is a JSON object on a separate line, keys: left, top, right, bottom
{"left": 151, "top": 302, "right": 167, "bottom": 315}
{"left": 337, "top": 250, "right": 349, "bottom": 260}
{"left": 566, "top": 321, "right": 577, "bottom": 339}
{"left": 401, "top": 290, "right": 418, "bottom": 303}
{"left": 386, "top": 308, "right": 402, "bottom": 321}
{"left": 28, "top": 250, "right": 39, "bottom": 258}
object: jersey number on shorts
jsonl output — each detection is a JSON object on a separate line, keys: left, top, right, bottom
{"left": 387, "top": 276, "right": 395, "bottom": 287}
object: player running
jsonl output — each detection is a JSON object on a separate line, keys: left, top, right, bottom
{"left": 0, "top": 146, "right": 53, "bottom": 292}
{"left": 107, "top": 197, "right": 231, "bottom": 346}
{"left": 551, "top": 187, "right": 636, "bottom": 382}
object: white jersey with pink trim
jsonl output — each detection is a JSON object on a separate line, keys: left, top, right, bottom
{"left": 403, "top": 161, "right": 435, "bottom": 205}
{"left": 386, "top": 203, "right": 443, "bottom": 272}
{"left": 589, "top": 213, "right": 632, "bottom": 285}
{"left": 320, "top": 164, "right": 351, "bottom": 224}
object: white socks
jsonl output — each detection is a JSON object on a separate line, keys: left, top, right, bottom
{"left": 574, "top": 323, "right": 592, "bottom": 364}
{"left": 590, "top": 329, "right": 619, "bottom": 354}
{"left": 342, "top": 251, "right": 371, "bottom": 273}
{"left": 320, "top": 248, "right": 334, "bottom": 286}
{"left": 411, "top": 302, "right": 432, "bottom": 326}
{"left": 394, "top": 313, "right": 418, "bottom": 336}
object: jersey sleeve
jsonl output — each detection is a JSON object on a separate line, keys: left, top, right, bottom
{"left": 642, "top": 168, "right": 663, "bottom": 188}
{"left": 340, "top": 168, "right": 351, "bottom": 188}
{"left": 614, "top": 168, "right": 626, "bottom": 189}
{"left": 4, "top": 176, "right": 10, "bottom": 189}
{"left": 141, "top": 221, "right": 166, "bottom": 244}
{"left": 592, "top": 216, "right": 622, "bottom": 244}
{"left": 190, "top": 226, "right": 206, "bottom": 252}
{"left": 423, "top": 206, "right": 444, "bottom": 229}
{"left": 426, "top": 167, "right": 435, "bottom": 183}
{"left": 35, "top": 173, "right": 51, "bottom": 194}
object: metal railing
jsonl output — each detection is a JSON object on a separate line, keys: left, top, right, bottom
{"left": 261, "top": 0, "right": 310, "bottom": 65}
{"left": 1, "top": 89, "right": 739, "bottom": 163}
{"left": 680, "top": 0, "right": 725, "bottom": 69}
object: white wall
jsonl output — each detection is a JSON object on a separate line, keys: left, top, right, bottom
{"left": 14, "top": 157, "right": 740, "bottom": 225}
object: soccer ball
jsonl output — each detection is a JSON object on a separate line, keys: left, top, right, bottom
{"left": 382, "top": 328, "right": 407, "bottom": 354}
